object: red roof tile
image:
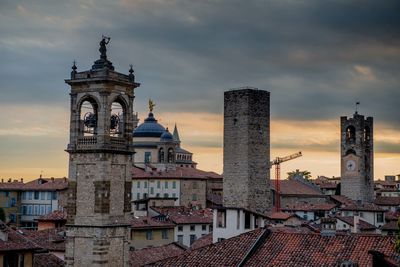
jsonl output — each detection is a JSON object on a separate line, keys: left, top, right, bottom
{"left": 330, "top": 195, "right": 356, "bottom": 206}
{"left": 37, "top": 210, "right": 67, "bottom": 222}
{"left": 131, "top": 216, "right": 175, "bottom": 229}
{"left": 381, "top": 221, "right": 398, "bottom": 231}
{"left": 0, "top": 181, "right": 25, "bottom": 190}
{"left": 190, "top": 233, "right": 212, "bottom": 250}
{"left": 375, "top": 196, "right": 400, "bottom": 206}
{"left": 34, "top": 253, "right": 64, "bottom": 267}
{"left": 266, "top": 212, "right": 295, "bottom": 220}
{"left": 151, "top": 207, "right": 213, "bottom": 225}
{"left": 130, "top": 242, "right": 186, "bottom": 267}
{"left": 23, "top": 228, "right": 66, "bottom": 251}
{"left": 282, "top": 203, "right": 337, "bottom": 212}
{"left": 23, "top": 178, "right": 68, "bottom": 191}
{"left": 385, "top": 211, "right": 400, "bottom": 221}
{"left": 0, "top": 221, "right": 41, "bottom": 252}
{"left": 133, "top": 166, "right": 222, "bottom": 180}
{"left": 271, "top": 179, "right": 324, "bottom": 196}
{"left": 151, "top": 228, "right": 399, "bottom": 266}
{"left": 340, "top": 203, "right": 384, "bottom": 212}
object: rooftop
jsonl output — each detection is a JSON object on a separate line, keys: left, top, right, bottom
{"left": 335, "top": 216, "right": 377, "bottom": 231}
{"left": 282, "top": 203, "right": 337, "bottom": 212}
{"left": 22, "top": 228, "right": 66, "bottom": 252}
{"left": 130, "top": 242, "right": 186, "bottom": 267}
{"left": 0, "top": 221, "right": 41, "bottom": 252}
{"left": 131, "top": 216, "right": 175, "bottom": 229}
{"left": 133, "top": 166, "right": 222, "bottom": 180}
{"left": 151, "top": 228, "right": 399, "bottom": 266}
{"left": 37, "top": 210, "right": 67, "bottom": 222}
{"left": 271, "top": 179, "right": 324, "bottom": 196}
{"left": 151, "top": 207, "right": 213, "bottom": 225}
{"left": 375, "top": 196, "right": 400, "bottom": 206}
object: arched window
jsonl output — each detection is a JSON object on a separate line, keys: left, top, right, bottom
{"left": 79, "top": 98, "right": 98, "bottom": 136}
{"left": 110, "top": 100, "right": 125, "bottom": 137}
{"left": 167, "top": 148, "right": 174, "bottom": 163}
{"left": 159, "top": 148, "right": 165, "bottom": 163}
{"left": 346, "top": 126, "right": 356, "bottom": 143}
{"left": 345, "top": 149, "right": 356, "bottom": 156}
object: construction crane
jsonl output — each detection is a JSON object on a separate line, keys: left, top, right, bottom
{"left": 270, "top": 151, "right": 302, "bottom": 212}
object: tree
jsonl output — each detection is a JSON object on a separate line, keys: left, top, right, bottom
{"left": 287, "top": 169, "right": 312, "bottom": 180}
{"left": 0, "top": 208, "right": 5, "bottom": 222}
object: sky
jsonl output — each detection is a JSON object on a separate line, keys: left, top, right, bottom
{"left": 0, "top": 0, "right": 399, "bottom": 181}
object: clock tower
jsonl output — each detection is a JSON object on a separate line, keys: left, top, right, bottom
{"left": 340, "top": 111, "right": 374, "bottom": 203}
{"left": 64, "top": 37, "right": 140, "bottom": 266}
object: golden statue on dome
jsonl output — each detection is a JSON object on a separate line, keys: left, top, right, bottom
{"left": 149, "top": 99, "right": 155, "bottom": 112}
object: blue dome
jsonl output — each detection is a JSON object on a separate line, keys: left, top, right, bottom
{"left": 133, "top": 113, "right": 166, "bottom": 137}
{"left": 160, "top": 129, "right": 173, "bottom": 142}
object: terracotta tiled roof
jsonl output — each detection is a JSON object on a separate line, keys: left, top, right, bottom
{"left": 151, "top": 207, "right": 213, "bottom": 225}
{"left": 381, "top": 221, "right": 398, "bottom": 231}
{"left": 206, "top": 193, "right": 222, "bottom": 206}
{"left": 0, "top": 180, "right": 25, "bottom": 190}
{"left": 23, "top": 178, "right": 68, "bottom": 191}
{"left": 133, "top": 166, "right": 222, "bottom": 180}
{"left": 130, "top": 242, "right": 186, "bottom": 267}
{"left": 282, "top": 203, "right": 337, "bottom": 212}
{"left": 385, "top": 211, "right": 400, "bottom": 221}
{"left": 131, "top": 216, "right": 175, "bottom": 229}
{"left": 37, "top": 210, "right": 67, "bottom": 221}
{"left": 34, "top": 253, "right": 64, "bottom": 267}
{"left": 375, "top": 197, "right": 400, "bottom": 206}
{"left": 190, "top": 233, "right": 212, "bottom": 250}
{"left": 0, "top": 221, "right": 41, "bottom": 252}
{"left": 23, "top": 228, "right": 66, "bottom": 251}
{"left": 335, "top": 216, "right": 376, "bottom": 231}
{"left": 271, "top": 179, "right": 324, "bottom": 196}
{"left": 340, "top": 203, "right": 384, "bottom": 212}
{"left": 151, "top": 228, "right": 399, "bottom": 266}
{"left": 266, "top": 212, "right": 295, "bottom": 220}
{"left": 330, "top": 195, "right": 356, "bottom": 206}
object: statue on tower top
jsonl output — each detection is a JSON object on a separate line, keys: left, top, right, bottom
{"left": 149, "top": 99, "right": 155, "bottom": 113}
{"left": 99, "top": 35, "right": 110, "bottom": 60}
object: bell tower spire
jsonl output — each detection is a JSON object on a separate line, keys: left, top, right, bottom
{"left": 64, "top": 37, "right": 140, "bottom": 267}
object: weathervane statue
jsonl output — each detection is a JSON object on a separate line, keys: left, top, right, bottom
{"left": 99, "top": 35, "right": 110, "bottom": 60}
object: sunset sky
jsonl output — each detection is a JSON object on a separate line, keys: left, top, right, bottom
{"left": 0, "top": 0, "right": 399, "bottom": 181}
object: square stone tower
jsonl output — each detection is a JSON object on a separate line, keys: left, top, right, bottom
{"left": 340, "top": 112, "right": 374, "bottom": 203}
{"left": 64, "top": 37, "right": 140, "bottom": 266}
{"left": 223, "top": 88, "right": 272, "bottom": 214}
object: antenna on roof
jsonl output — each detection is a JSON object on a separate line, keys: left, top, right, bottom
{"left": 355, "top": 102, "right": 360, "bottom": 114}
{"left": 40, "top": 170, "right": 43, "bottom": 179}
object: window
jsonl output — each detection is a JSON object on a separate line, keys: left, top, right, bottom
{"left": 10, "top": 198, "right": 16, "bottom": 207}
{"left": 150, "top": 187, "right": 154, "bottom": 194}
{"left": 28, "top": 205, "right": 33, "bottom": 215}
{"left": 137, "top": 181, "right": 141, "bottom": 188}
{"left": 190, "top": 234, "right": 197, "bottom": 245}
{"left": 192, "top": 182, "right": 198, "bottom": 189}
{"left": 28, "top": 191, "right": 33, "bottom": 200}
{"left": 40, "top": 205, "right": 46, "bottom": 215}
{"left": 5, "top": 191, "right": 9, "bottom": 197}
{"left": 190, "top": 225, "right": 195, "bottom": 231}
{"left": 21, "top": 192, "right": 26, "bottom": 200}
{"left": 145, "top": 152, "right": 151, "bottom": 163}
{"left": 172, "top": 181, "right": 176, "bottom": 189}
{"left": 165, "top": 181, "right": 168, "bottom": 189}
{"left": 217, "top": 210, "right": 226, "bottom": 228}
{"left": 202, "top": 225, "right": 207, "bottom": 231}
{"left": 343, "top": 224, "right": 347, "bottom": 228}
{"left": 52, "top": 192, "right": 57, "bottom": 200}
{"left": 164, "top": 193, "right": 169, "bottom": 198}
{"left": 359, "top": 212, "right": 364, "bottom": 218}
{"left": 158, "top": 148, "right": 164, "bottom": 163}
{"left": 192, "top": 194, "right": 197, "bottom": 201}
{"left": 137, "top": 193, "right": 140, "bottom": 200}
{"left": 178, "top": 226, "right": 183, "bottom": 232}
{"left": 167, "top": 148, "right": 174, "bottom": 163}
{"left": 162, "top": 229, "right": 168, "bottom": 239}
{"left": 47, "top": 192, "right": 52, "bottom": 200}
{"left": 34, "top": 191, "right": 39, "bottom": 200}
{"left": 22, "top": 206, "right": 27, "bottom": 215}
{"left": 40, "top": 192, "right": 45, "bottom": 200}
{"left": 172, "top": 193, "right": 176, "bottom": 198}
{"left": 217, "top": 238, "right": 225, "bottom": 242}
{"left": 177, "top": 235, "right": 183, "bottom": 244}
{"left": 303, "top": 214, "right": 308, "bottom": 220}
{"left": 34, "top": 205, "right": 39, "bottom": 215}
{"left": 377, "top": 213, "right": 384, "bottom": 223}
{"left": 144, "top": 181, "right": 148, "bottom": 188}
{"left": 156, "top": 193, "right": 160, "bottom": 198}
{"left": 245, "top": 212, "right": 251, "bottom": 229}
{"left": 237, "top": 210, "right": 240, "bottom": 230}
{"left": 46, "top": 205, "right": 52, "bottom": 214}
{"left": 157, "top": 181, "right": 160, "bottom": 189}
{"left": 146, "top": 230, "right": 153, "bottom": 240}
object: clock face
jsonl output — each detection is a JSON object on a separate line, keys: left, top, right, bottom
{"left": 346, "top": 160, "right": 356, "bottom": 171}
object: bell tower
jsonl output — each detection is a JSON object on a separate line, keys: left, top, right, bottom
{"left": 340, "top": 108, "right": 374, "bottom": 203}
{"left": 64, "top": 37, "right": 140, "bottom": 267}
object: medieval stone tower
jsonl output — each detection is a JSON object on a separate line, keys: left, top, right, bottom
{"left": 64, "top": 37, "right": 140, "bottom": 266}
{"left": 223, "top": 88, "right": 272, "bottom": 214}
{"left": 340, "top": 112, "right": 374, "bottom": 203}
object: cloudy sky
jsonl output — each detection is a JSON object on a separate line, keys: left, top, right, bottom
{"left": 0, "top": 0, "right": 399, "bottom": 180}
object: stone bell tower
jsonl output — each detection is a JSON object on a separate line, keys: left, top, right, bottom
{"left": 64, "top": 37, "right": 140, "bottom": 266}
{"left": 340, "top": 110, "right": 374, "bottom": 203}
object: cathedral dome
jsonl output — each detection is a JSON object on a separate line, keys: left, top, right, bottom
{"left": 133, "top": 112, "right": 166, "bottom": 137}
{"left": 160, "top": 128, "right": 174, "bottom": 142}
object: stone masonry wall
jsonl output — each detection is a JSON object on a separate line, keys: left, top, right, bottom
{"left": 223, "top": 89, "right": 272, "bottom": 214}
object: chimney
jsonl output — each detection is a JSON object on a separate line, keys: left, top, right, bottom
{"left": 20, "top": 178, "right": 23, "bottom": 183}
{"left": 1, "top": 179, "right": 3, "bottom": 183}
{"left": 51, "top": 177, "right": 54, "bottom": 182}
{"left": 352, "top": 215, "right": 360, "bottom": 234}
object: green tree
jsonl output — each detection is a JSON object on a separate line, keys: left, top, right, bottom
{"left": 0, "top": 208, "right": 5, "bottom": 222}
{"left": 287, "top": 169, "right": 312, "bottom": 180}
